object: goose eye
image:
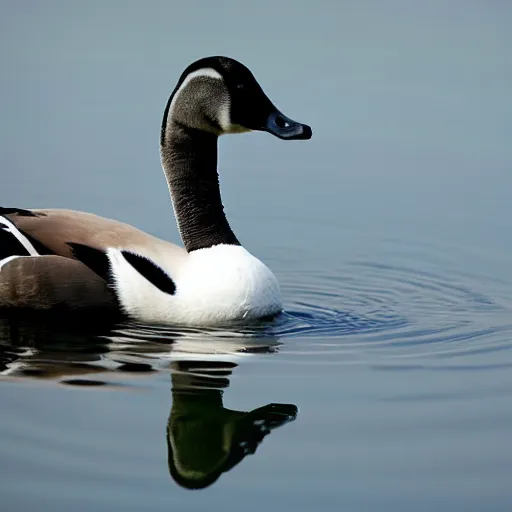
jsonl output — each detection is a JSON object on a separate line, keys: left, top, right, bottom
{"left": 236, "top": 83, "right": 245, "bottom": 90}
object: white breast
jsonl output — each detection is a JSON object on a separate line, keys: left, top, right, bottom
{"left": 110, "top": 245, "right": 282, "bottom": 325}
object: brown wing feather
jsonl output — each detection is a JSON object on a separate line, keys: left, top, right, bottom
{"left": 1, "top": 208, "right": 187, "bottom": 314}
{"left": 5, "top": 209, "right": 183, "bottom": 259}
{"left": 0, "top": 255, "right": 118, "bottom": 312}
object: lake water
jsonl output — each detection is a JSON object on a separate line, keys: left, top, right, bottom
{"left": 1, "top": 2, "right": 511, "bottom": 511}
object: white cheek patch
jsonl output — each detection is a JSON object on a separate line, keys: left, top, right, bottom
{"left": 224, "top": 123, "right": 251, "bottom": 134}
{"left": 169, "top": 67, "right": 232, "bottom": 132}
{"left": 217, "top": 100, "right": 231, "bottom": 132}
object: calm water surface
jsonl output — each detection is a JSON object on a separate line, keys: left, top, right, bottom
{"left": 1, "top": 2, "right": 511, "bottom": 511}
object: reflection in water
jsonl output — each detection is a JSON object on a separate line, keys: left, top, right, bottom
{"left": 0, "top": 314, "right": 298, "bottom": 490}
{"left": 168, "top": 360, "right": 297, "bottom": 490}
{"left": 0, "top": 313, "right": 279, "bottom": 382}
{"left": 0, "top": 313, "right": 116, "bottom": 382}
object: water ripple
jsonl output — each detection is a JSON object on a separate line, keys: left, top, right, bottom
{"left": 0, "top": 237, "right": 511, "bottom": 379}
{"left": 270, "top": 251, "right": 512, "bottom": 368}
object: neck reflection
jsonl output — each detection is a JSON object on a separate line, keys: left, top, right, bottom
{"left": 167, "top": 359, "right": 297, "bottom": 490}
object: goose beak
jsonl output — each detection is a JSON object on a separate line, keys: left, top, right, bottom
{"left": 264, "top": 111, "right": 312, "bottom": 140}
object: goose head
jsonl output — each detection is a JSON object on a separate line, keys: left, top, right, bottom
{"left": 161, "top": 56, "right": 312, "bottom": 142}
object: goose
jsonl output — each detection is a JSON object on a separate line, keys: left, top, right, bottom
{"left": 0, "top": 56, "right": 312, "bottom": 325}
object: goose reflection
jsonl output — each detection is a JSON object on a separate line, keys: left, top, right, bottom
{"left": 167, "top": 359, "right": 297, "bottom": 490}
{"left": 0, "top": 313, "right": 115, "bottom": 381}
{"left": 0, "top": 314, "right": 299, "bottom": 489}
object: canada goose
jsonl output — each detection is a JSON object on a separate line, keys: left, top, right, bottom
{"left": 0, "top": 56, "right": 312, "bottom": 325}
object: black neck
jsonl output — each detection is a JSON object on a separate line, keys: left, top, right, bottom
{"left": 160, "top": 121, "right": 240, "bottom": 252}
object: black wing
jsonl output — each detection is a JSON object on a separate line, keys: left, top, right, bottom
{"left": 68, "top": 244, "right": 176, "bottom": 296}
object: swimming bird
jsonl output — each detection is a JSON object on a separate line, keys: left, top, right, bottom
{"left": 0, "top": 56, "right": 312, "bottom": 325}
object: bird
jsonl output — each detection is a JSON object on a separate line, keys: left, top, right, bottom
{"left": 0, "top": 56, "right": 312, "bottom": 325}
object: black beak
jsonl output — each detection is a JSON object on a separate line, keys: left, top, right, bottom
{"left": 264, "top": 111, "right": 312, "bottom": 140}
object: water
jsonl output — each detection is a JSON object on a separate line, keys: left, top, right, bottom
{"left": 1, "top": 1, "right": 511, "bottom": 511}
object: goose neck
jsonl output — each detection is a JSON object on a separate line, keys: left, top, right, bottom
{"left": 160, "top": 122, "right": 240, "bottom": 252}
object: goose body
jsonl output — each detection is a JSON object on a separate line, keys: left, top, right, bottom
{"left": 0, "top": 57, "right": 311, "bottom": 325}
